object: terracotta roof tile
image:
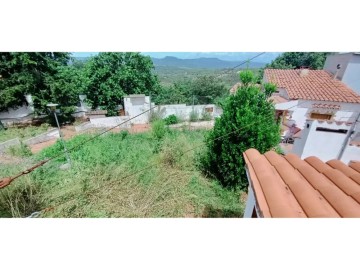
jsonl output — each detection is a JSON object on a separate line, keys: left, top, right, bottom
{"left": 349, "top": 161, "right": 360, "bottom": 173}
{"left": 264, "top": 69, "right": 360, "bottom": 103}
{"left": 326, "top": 160, "right": 360, "bottom": 185}
{"left": 243, "top": 149, "right": 360, "bottom": 217}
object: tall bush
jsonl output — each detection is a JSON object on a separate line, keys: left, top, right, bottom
{"left": 201, "top": 70, "right": 280, "bottom": 189}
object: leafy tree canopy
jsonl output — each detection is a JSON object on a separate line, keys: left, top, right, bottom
{"left": 84, "top": 52, "right": 161, "bottom": 116}
{"left": 266, "top": 52, "right": 329, "bottom": 69}
{"left": 154, "top": 75, "right": 228, "bottom": 106}
{"left": 0, "top": 52, "right": 71, "bottom": 113}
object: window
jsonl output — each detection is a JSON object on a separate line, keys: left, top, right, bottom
{"left": 316, "top": 127, "right": 348, "bottom": 134}
{"left": 310, "top": 113, "right": 332, "bottom": 120}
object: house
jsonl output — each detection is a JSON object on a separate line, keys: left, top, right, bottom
{"left": 264, "top": 68, "right": 360, "bottom": 163}
{"left": 243, "top": 148, "right": 360, "bottom": 218}
{"left": 323, "top": 52, "right": 360, "bottom": 95}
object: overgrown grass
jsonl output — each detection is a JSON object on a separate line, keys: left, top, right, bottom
{"left": 0, "top": 128, "right": 245, "bottom": 218}
{"left": 0, "top": 124, "right": 50, "bottom": 143}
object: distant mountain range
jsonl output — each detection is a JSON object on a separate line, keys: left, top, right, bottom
{"left": 72, "top": 52, "right": 281, "bottom": 69}
{"left": 151, "top": 56, "right": 267, "bottom": 69}
{"left": 143, "top": 52, "right": 281, "bottom": 63}
{"left": 72, "top": 52, "right": 282, "bottom": 62}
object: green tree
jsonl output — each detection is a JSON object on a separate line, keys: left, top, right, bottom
{"left": 45, "top": 65, "right": 88, "bottom": 122}
{"left": 153, "top": 79, "right": 191, "bottom": 105}
{"left": 190, "top": 75, "right": 228, "bottom": 105}
{"left": 154, "top": 75, "right": 228, "bottom": 105}
{"left": 267, "top": 52, "right": 329, "bottom": 69}
{"left": 200, "top": 70, "right": 280, "bottom": 189}
{"left": 84, "top": 52, "right": 161, "bottom": 116}
{"left": 0, "top": 52, "right": 72, "bottom": 113}
{"left": 263, "top": 82, "right": 277, "bottom": 98}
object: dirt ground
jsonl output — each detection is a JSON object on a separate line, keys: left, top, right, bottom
{"left": 30, "top": 125, "right": 77, "bottom": 154}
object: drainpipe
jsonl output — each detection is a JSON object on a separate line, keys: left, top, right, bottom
{"left": 337, "top": 112, "right": 360, "bottom": 160}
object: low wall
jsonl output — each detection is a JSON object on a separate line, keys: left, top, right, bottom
{"left": 157, "top": 104, "right": 219, "bottom": 121}
{"left": 0, "top": 138, "right": 21, "bottom": 153}
{"left": 75, "top": 122, "right": 94, "bottom": 132}
{"left": 23, "top": 128, "right": 60, "bottom": 146}
{"left": 90, "top": 116, "right": 131, "bottom": 128}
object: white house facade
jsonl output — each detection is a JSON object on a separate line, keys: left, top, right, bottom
{"left": 264, "top": 68, "right": 360, "bottom": 164}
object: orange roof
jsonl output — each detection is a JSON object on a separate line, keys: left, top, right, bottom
{"left": 264, "top": 69, "right": 360, "bottom": 103}
{"left": 243, "top": 148, "right": 360, "bottom": 217}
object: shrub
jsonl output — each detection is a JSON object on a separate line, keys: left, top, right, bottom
{"left": 164, "top": 114, "right": 178, "bottom": 125}
{"left": 119, "top": 130, "right": 129, "bottom": 139}
{"left": 189, "top": 110, "right": 199, "bottom": 122}
{"left": 151, "top": 120, "right": 167, "bottom": 141}
{"left": 201, "top": 70, "right": 280, "bottom": 189}
{"left": 264, "top": 82, "right": 277, "bottom": 98}
{"left": 239, "top": 70, "right": 255, "bottom": 86}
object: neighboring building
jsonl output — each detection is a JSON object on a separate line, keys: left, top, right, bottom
{"left": 264, "top": 68, "right": 360, "bottom": 163}
{"left": 264, "top": 68, "right": 360, "bottom": 129}
{"left": 124, "top": 94, "right": 154, "bottom": 124}
{"left": 243, "top": 148, "right": 360, "bottom": 218}
{"left": 291, "top": 119, "right": 360, "bottom": 164}
{"left": 323, "top": 52, "right": 360, "bottom": 95}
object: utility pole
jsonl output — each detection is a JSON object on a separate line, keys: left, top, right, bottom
{"left": 337, "top": 112, "right": 360, "bottom": 160}
{"left": 47, "top": 103, "right": 72, "bottom": 167}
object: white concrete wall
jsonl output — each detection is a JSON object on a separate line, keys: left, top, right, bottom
{"left": 324, "top": 53, "right": 360, "bottom": 95}
{"left": 323, "top": 53, "right": 352, "bottom": 80}
{"left": 158, "top": 104, "right": 217, "bottom": 121}
{"left": 342, "top": 145, "right": 360, "bottom": 164}
{"left": 292, "top": 120, "right": 360, "bottom": 163}
{"left": 300, "top": 121, "right": 347, "bottom": 161}
{"left": 90, "top": 116, "right": 131, "bottom": 128}
{"left": 124, "top": 96, "right": 152, "bottom": 124}
{"left": 123, "top": 95, "right": 220, "bottom": 124}
{"left": 342, "top": 62, "right": 360, "bottom": 95}
{"left": 0, "top": 105, "right": 34, "bottom": 121}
